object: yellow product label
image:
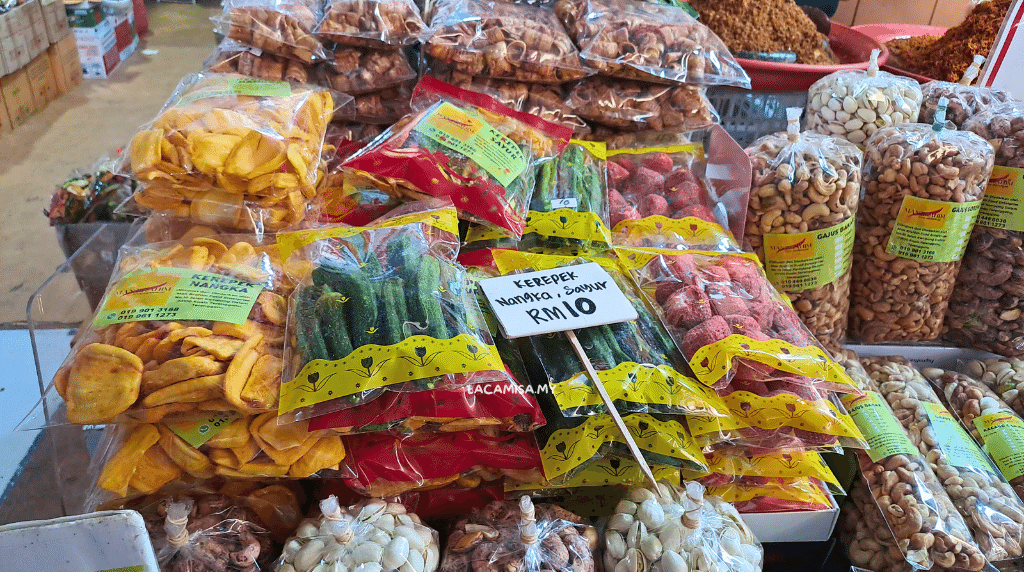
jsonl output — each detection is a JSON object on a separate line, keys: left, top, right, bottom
{"left": 923, "top": 402, "right": 999, "bottom": 473}
{"left": 276, "top": 208, "right": 460, "bottom": 261}
{"left": 492, "top": 250, "right": 620, "bottom": 275}
{"left": 414, "top": 102, "right": 527, "bottom": 187}
{"left": 168, "top": 412, "right": 241, "bottom": 448}
{"left": 974, "top": 412, "right": 1024, "bottom": 481}
{"left": 708, "top": 477, "right": 832, "bottom": 507}
{"left": 96, "top": 567, "right": 145, "bottom": 572}
{"left": 763, "top": 216, "right": 855, "bottom": 292}
{"left": 550, "top": 362, "right": 726, "bottom": 415}
{"left": 94, "top": 268, "right": 262, "bottom": 328}
{"left": 705, "top": 450, "right": 842, "bottom": 491}
{"left": 687, "top": 390, "right": 863, "bottom": 442}
{"left": 606, "top": 143, "right": 706, "bottom": 161}
{"left": 540, "top": 414, "right": 705, "bottom": 480}
{"left": 278, "top": 334, "right": 502, "bottom": 414}
{"left": 887, "top": 195, "right": 981, "bottom": 262}
{"left": 614, "top": 247, "right": 761, "bottom": 271}
{"left": 505, "top": 458, "right": 679, "bottom": 491}
{"left": 612, "top": 216, "right": 739, "bottom": 250}
{"left": 841, "top": 391, "right": 918, "bottom": 463}
{"left": 977, "top": 166, "right": 1024, "bottom": 232}
{"left": 688, "top": 333, "right": 856, "bottom": 390}
{"left": 526, "top": 210, "right": 613, "bottom": 243}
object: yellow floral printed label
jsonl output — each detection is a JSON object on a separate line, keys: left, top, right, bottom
{"left": 168, "top": 412, "right": 241, "bottom": 448}
{"left": 414, "top": 102, "right": 527, "bottom": 187}
{"left": 708, "top": 477, "right": 832, "bottom": 507}
{"left": 841, "top": 391, "right": 918, "bottom": 463}
{"left": 505, "top": 458, "right": 679, "bottom": 492}
{"left": 613, "top": 216, "right": 739, "bottom": 250}
{"left": 614, "top": 247, "right": 761, "bottom": 271}
{"left": 551, "top": 362, "right": 726, "bottom": 415}
{"left": 887, "top": 195, "right": 981, "bottom": 263}
{"left": 279, "top": 334, "right": 502, "bottom": 414}
{"left": 705, "top": 450, "right": 842, "bottom": 490}
{"left": 465, "top": 210, "right": 613, "bottom": 244}
{"left": 540, "top": 414, "right": 705, "bottom": 480}
{"left": 763, "top": 216, "right": 855, "bottom": 292}
{"left": 492, "top": 250, "right": 620, "bottom": 275}
{"left": 977, "top": 166, "right": 1024, "bottom": 232}
{"left": 687, "top": 390, "right": 863, "bottom": 442}
{"left": 974, "top": 412, "right": 1024, "bottom": 481}
{"left": 571, "top": 139, "right": 609, "bottom": 159}
{"left": 923, "top": 402, "right": 999, "bottom": 473}
{"left": 607, "top": 143, "right": 706, "bottom": 161}
{"left": 688, "top": 334, "right": 856, "bottom": 390}
{"left": 276, "top": 208, "right": 460, "bottom": 261}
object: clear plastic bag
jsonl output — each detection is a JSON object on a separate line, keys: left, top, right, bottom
{"left": 316, "top": 0, "right": 426, "bottom": 47}
{"left": 706, "top": 477, "right": 834, "bottom": 513}
{"left": 424, "top": 0, "right": 592, "bottom": 85}
{"left": 317, "top": 46, "right": 418, "bottom": 95}
{"left": 276, "top": 203, "right": 509, "bottom": 422}
{"left": 849, "top": 119, "right": 995, "bottom": 343}
{"left": 333, "top": 84, "right": 414, "bottom": 125}
{"left": 698, "top": 448, "right": 842, "bottom": 492}
{"left": 126, "top": 73, "right": 338, "bottom": 233}
{"left": 843, "top": 479, "right": 922, "bottom": 572}
{"left": 944, "top": 102, "right": 1024, "bottom": 355}
{"left": 601, "top": 481, "right": 763, "bottom": 572}
{"left": 968, "top": 357, "right": 1024, "bottom": 425}
{"left": 744, "top": 108, "right": 862, "bottom": 351}
{"left": 835, "top": 351, "right": 987, "bottom": 572}
{"left": 214, "top": 0, "right": 328, "bottom": 63}
{"left": 862, "top": 356, "right": 1024, "bottom": 568}
{"left": 805, "top": 50, "right": 923, "bottom": 146}
{"left": 441, "top": 497, "right": 597, "bottom": 572}
{"left": 155, "top": 498, "right": 274, "bottom": 572}
{"left": 276, "top": 496, "right": 441, "bottom": 572}
{"left": 555, "top": 0, "right": 750, "bottom": 88}
{"left": 918, "top": 56, "right": 1010, "bottom": 129}
{"left": 205, "top": 39, "right": 314, "bottom": 84}
{"left": 342, "top": 76, "right": 572, "bottom": 238}
{"left": 568, "top": 78, "right": 718, "bottom": 133}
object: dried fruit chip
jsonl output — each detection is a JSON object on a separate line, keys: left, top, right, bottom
{"left": 97, "top": 424, "right": 160, "bottom": 496}
{"left": 66, "top": 343, "right": 144, "bottom": 424}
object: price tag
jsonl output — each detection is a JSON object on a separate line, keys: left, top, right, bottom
{"left": 168, "top": 412, "right": 241, "bottom": 448}
{"left": 478, "top": 262, "right": 638, "bottom": 339}
{"left": 550, "top": 198, "right": 578, "bottom": 210}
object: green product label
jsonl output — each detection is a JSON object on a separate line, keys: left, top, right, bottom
{"left": 842, "top": 392, "right": 918, "bottom": 463}
{"left": 924, "top": 402, "right": 998, "bottom": 472}
{"left": 974, "top": 412, "right": 1024, "bottom": 481}
{"left": 886, "top": 195, "right": 981, "bottom": 262}
{"left": 977, "top": 166, "right": 1024, "bottom": 232}
{"left": 93, "top": 268, "right": 263, "bottom": 328}
{"left": 181, "top": 78, "right": 291, "bottom": 104}
{"left": 96, "top": 567, "right": 144, "bottom": 572}
{"left": 168, "top": 412, "right": 241, "bottom": 448}
{"left": 413, "top": 102, "right": 527, "bottom": 187}
{"left": 763, "top": 215, "right": 855, "bottom": 291}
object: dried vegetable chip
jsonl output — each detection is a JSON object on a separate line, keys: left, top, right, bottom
{"left": 214, "top": 0, "right": 328, "bottom": 63}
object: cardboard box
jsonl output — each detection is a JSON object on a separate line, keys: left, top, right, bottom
{"left": 0, "top": 89, "right": 9, "bottom": 132}
{"left": 0, "top": 34, "right": 29, "bottom": 77}
{"left": 108, "top": 9, "right": 136, "bottom": 56}
{"left": 25, "top": 53, "right": 57, "bottom": 108}
{"left": 80, "top": 43, "right": 120, "bottom": 78}
{"left": 981, "top": 0, "right": 1024, "bottom": 100}
{"left": 65, "top": 4, "right": 104, "bottom": 28}
{"left": 41, "top": 0, "right": 71, "bottom": 44}
{"left": 1, "top": 67, "right": 37, "bottom": 127}
{"left": 835, "top": 0, "right": 974, "bottom": 26}
{"left": 23, "top": 0, "right": 49, "bottom": 59}
{"left": 51, "top": 35, "right": 82, "bottom": 92}
{"left": 741, "top": 492, "right": 841, "bottom": 543}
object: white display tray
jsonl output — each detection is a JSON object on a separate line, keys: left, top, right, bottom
{"left": 0, "top": 510, "right": 159, "bottom": 572}
{"left": 740, "top": 491, "right": 840, "bottom": 543}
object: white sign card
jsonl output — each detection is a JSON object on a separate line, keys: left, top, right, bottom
{"left": 980, "top": 0, "right": 1024, "bottom": 100}
{"left": 478, "top": 262, "right": 639, "bottom": 339}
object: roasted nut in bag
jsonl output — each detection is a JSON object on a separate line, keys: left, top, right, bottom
{"left": 745, "top": 108, "right": 862, "bottom": 351}
{"left": 50, "top": 235, "right": 291, "bottom": 424}
{"left": 843, "top": 479, "right": 921, "bottom": 572}
{"left": 918, "top": 56, "right": 1010, "bottom": 129}
{"left": 277, "top": 496, "right": 441, "bottom": 572}
{"left": 215, "top": 0, "right": 328, "bottom": 63}
{"left": 602, "top": 481, "right": 762, "bottom": 572}
{"left": 969, "top": 358, "right": 1024, "bottom": 422}
{"left": 944, "top": 102, "right": 1024, "bottom": 355}
{"left": 155, "top": 498, "right": 273, "bottom": 572}
{"left": 862, "top": 356, "right": 1024, "bottom": 567}
{"left": 805, "top": 50, "right": 923, "bottom": 145}
{"left": 342, "top": 76, "right": 572, "bottom": 238}
{"left": 441, "top": 497, "right": 597, "bottom": 572}
{"left": 316, "top": 0, "right": 426, "bottom": 47}
{"left": 555, "top": 0, "right": 750, "bottom": 88}
{"left": 205, "top": 39, "right": 314, "bottom": 84}
{"left": 424, "top": 0, "right": 591, "bottom": 85}
{"left": 569, "top": 78, "right": 718, "bottom": 133}
{"left": 276, "top": 204, "right": 508, "bottom": 422}
{"left": 924, "top": 367, "right": 1024, "bottom": 503}
{"left": 318, "top": 46, "right": 417, "bottom": 95}
{"left": 849, "top": 119, "right": 995, "bottom": 343}
{"left": 835, "top": 350, "right": 986, "bottom": 572}
{"left": 127, "top": 73, "right": 337, "bottom": 233}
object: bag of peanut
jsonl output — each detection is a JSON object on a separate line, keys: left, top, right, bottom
{"left": 849, "top": 102, "right": 995, "bottom": 343}
{"left": 943, "top": 102, "right": 1024, "bottom": 355}
{"left": 745, "top": 108, "right": 862, "bottom": 352}
{"left": 918, "top": 55, "right": 1010, "bottom": 130}
{"left": 805, "top": 49, "right": 922, "bottom": 146}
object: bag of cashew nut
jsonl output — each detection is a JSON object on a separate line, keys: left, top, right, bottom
{"left": 835, "top": 351, "right": 987, "bottom": 572}
{"left": 441, "top": 497, "right": 597, "bottom": 572}
{"left": 125, "top": 73, "right": 339, "bottom": 233}
{"left": 568, "top": 78, "right": 719, "bottom": 133}
{"left": 805, "top": 49, "right": 923, "bottom": 146}
{"left": 923, "top": 367, "right": 1024, "bottom": 503}
{"left": 214, "top": 0, "right": 329, "bottom": 63}
{"left": 554, "top": 0, "right": 750, "bottom": 88}
{"left": 861, "top": 356, "right": 1024, "bottom": 569}
{"left": 745, "top": 108, "right": 862, "bottom": 352}
{"left": 316, "top": 0, "right": 426, "bottom": 47}
{"left": 602, "top": 481, "right": 763, "bottom": 572}
{"left": 424, "top": 0, "right": 592, "bottom": 85}
{"left": 968, "top": 357, "right": 1024, "bottom": 426}
{"left": 276, "top": 496, "right": 441, "bottom": 572}
{"left": 842, "top": 479, "right": 922, "bottom": 572}
{"left": 919, "top": 55, "right": 1011, "bottom": 130}
{"left": 154, "top": 497, "right": 274, "bottom": 572}
{"left": 205, "top": 39, "right": 313, "bottom": 84}
{"left": 944, "top": 102, "right": 1024, "bottom": 355}
{"left": 849, "top": 110, "right": 996, "bottom": 343}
